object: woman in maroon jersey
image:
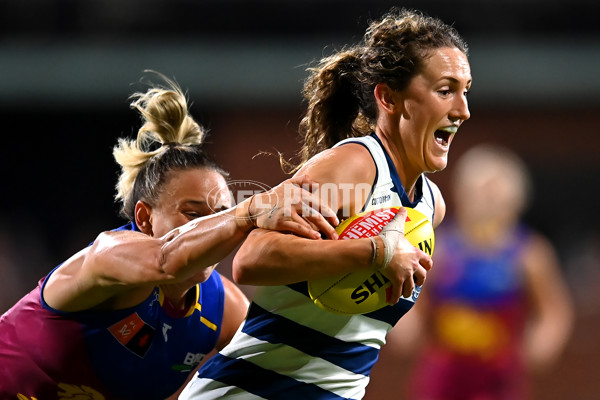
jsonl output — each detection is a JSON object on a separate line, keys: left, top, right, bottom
{"left": 0, "top": 72, "right": 338, "bottom": 400}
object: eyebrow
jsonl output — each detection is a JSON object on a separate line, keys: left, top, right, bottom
{"left": 441, "top": 76, "right": 472, "bottom": 85}
{"left": 182, "top": 200, "right": 208, "bottom": 206}
{"left": 183, "top": 199, "right": 231, "bottom": 212}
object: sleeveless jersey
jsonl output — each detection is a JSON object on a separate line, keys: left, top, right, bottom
{"left": 0, "top": 222, "right": 226, "bottom": 400}
{"left": 181, "top": 134, "right": 436, "bottom": 400}
{"left": 408, "top": 221, "right": 530, "bottom": 400}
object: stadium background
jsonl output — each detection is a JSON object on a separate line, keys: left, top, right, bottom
{"left": 0, "top": 1, "right": 598, "bottom": 398}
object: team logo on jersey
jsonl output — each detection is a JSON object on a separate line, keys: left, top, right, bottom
{"left": 57, "top": 383, "right": 106, "bottom": 399}
{"left": 18, "top": 383, "right": 106, "bottom": 400}
{"left": 108, "top": 312, "right": 155, "bottom": 357}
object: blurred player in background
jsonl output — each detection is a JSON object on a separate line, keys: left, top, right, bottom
{"left": 397, "top": 144, "right": 574, "bottom": 400}
{"left": 0, "top": 73, "right": 338, "bottom": 400}
{"left": 181, "top": 8, "right": 471, "bottom": 400}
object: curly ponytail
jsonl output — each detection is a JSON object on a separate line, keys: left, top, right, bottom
{"left": 297, "top": 49, "right": 372, "bottom": 166}
{"left": 113, "top": 71, "right": 226, "bottom": 221}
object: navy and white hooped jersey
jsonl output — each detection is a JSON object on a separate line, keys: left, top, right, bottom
{"left": 180, "top": 133, "right": 436, "bottom": 400}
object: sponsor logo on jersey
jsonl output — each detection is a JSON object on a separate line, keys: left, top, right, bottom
{"left": 171, "top": 352, "right": 205, "bottom": 372}
{"left": 108, "top": 312, "right": 155, "bottom": 357}
{"left": 371, "top": 194, "right": 391, "bottom": 206}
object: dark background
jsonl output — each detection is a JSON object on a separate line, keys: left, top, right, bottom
{"left": 1, "top": 1, "right": 599, "bottom": 399}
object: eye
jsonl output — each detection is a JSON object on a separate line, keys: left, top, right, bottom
{"left": 184, "top": 212, "right": 201, "bottom": 220}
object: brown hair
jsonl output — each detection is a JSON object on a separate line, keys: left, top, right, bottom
{"left": 294, "top": 8, "right": 468, "bottom": 170}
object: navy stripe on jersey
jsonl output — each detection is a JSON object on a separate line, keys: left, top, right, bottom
{"left": 287, "top": 281, "right": 310, "bottom": 296}
{"left": 198, "top": 354, "right": 349, "bottom": 400}
{"left": 422, "top": 176, "right": 436, "bottom": 222}
{"left": 243, "top": 303, "right": 379, "bottom": 376}
{"left": 370, "top": 134, "right": 424, "bottom": 209}
{"left": 363, "top": 298, "right": 415, "bottom": 326}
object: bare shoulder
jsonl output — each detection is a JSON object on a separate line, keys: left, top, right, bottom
{"left": 217, "top": 275, "right": 250, "bottom": 350}
{"left": 221, "top": 275, "right": 249, "bottom": 310}
{"left": 427, "top": 179, "right": 446, "bottom": 228}
{"left": 44, "top": 229, "right": 162, "bottom": 312}
{"left": 297, "top": 142, "right": 377, "bottom": 215}
{"left": 298, "top": 142, "right": 376, "bottom": 185}
{"left": 521, "top": 231, "right": 560, "bottom": 274}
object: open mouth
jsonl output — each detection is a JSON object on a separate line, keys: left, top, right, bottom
{"left": 434, "top": 126, "right": 457, "bottom": 147}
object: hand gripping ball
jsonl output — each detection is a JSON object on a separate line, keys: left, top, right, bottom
{"left": 308, "top": 207, "right": 434, "bottom": 314}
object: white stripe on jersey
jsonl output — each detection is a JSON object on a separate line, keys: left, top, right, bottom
{"left": 253, "top": 285, "right": 390, "bottom": 347}
{"left": 220, "top": 330, "right": 370, "bottom": 399}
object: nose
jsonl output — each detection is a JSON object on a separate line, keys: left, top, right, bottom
{"left": 451, "top": 94, "right": 470, "bottom": 123}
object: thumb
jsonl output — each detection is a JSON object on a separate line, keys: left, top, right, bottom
{"left": 381, "top": 207, "right": 407, "bottom": 236}
{"left": 377, "top": 207, "right": 407, "bottom": 269}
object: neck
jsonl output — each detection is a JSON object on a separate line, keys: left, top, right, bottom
{"left": 375, "top": 131, "right": 420, "bottom": 201}
{"left": 160, "top": 283, "right": 195, "bottom": 312}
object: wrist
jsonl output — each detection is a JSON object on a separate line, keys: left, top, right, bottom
{"left": 369, "top": 236, "right": 386, "bottom": 269}
{"left": 235, "top": 195, "right": 257, "bottom": 232}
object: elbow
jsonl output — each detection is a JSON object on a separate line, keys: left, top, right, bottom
{"left": 232, "top": 247, "right": 256, "bottom": 285}
{"left": 232, "top": 230, "right": 265, "bottom": 285}
{"left": 232, "top": 230, "right": 292, "bottom": 286}
{"left": 232, "top": 231, "right": 277, "bottom": 285}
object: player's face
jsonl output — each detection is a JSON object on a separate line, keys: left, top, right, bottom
{"left": 455, "top": 156, "right": 524, "bottom": 224}
{"left": 397, "top": 47, "right": 471, "bottom": 174}
{"left": 149, "top": 167, "right": 231, "bottom": 238}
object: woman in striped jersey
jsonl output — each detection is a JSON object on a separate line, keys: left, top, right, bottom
{"left": 181, "top": 7, "right": 472, "bottom": 400}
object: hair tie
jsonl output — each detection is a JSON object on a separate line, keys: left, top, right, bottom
{"left": 162, "top": 142, "right": 178, "bottom": 148}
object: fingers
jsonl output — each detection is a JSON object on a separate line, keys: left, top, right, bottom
{"left": 280, "top": 176, "right": 340, "bottom": 237}
{"left": 282, "top": 221, "right": 322, "bottom": 240}
{"left": 413, "top": 264, "right": 427, "bottom": 286}
{"left": 386, "top": 284, "right": 402, "bottom": 305}
{"left": 294, "top": 185, "right": 339, "bottom": 227}
{"left": 420, "top": 252, "right": 433, "bottom": 271}
{"left": 384, "top": 247, "right": 432, "bottom": 305}
{"left": 401, "top": 277, "right": 415, "bottom": 299}
{"left": 386, "top": 273, "right": 421, "bottom": 305}
{"left": 300, "top": 205, "right": 339, "bottom": 240}
{"left": 293, "top": 205, "right": 339, "bottom": 240}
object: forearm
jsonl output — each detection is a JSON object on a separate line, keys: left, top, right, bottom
{"left": 232, "top": 229, "right": 375, "bottom": 285}
{"left": 525, "top": 306, "right": 573, "bottom": 371}
{"left": 160, "top": 208, "right": 249, "bottom": 280}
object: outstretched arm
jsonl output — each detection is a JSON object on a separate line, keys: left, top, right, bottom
{"left": 43, "top": 176, "right": 338, "bottom": 312}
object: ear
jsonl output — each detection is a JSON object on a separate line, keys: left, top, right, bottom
{"left": 374, "top": 83, "right": 398, "bottom": 114}
{"left": 135, "top": 201, "right": 154, "bottom": 236}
